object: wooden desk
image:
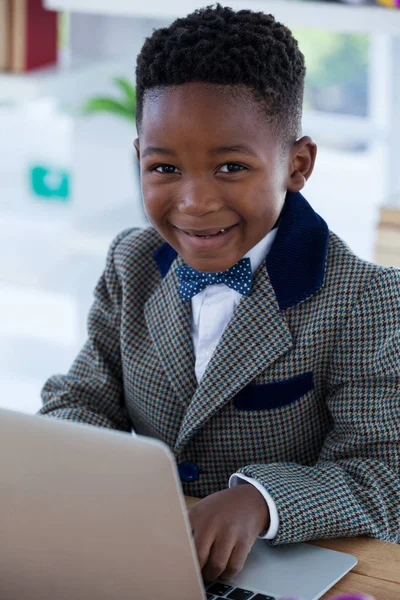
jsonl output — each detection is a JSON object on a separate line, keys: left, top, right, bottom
{"left": 185, "top": 497, "right": 400, "bottom": 600}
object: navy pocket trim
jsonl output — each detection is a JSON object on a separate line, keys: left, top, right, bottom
{"left": 234, "top": 372, "right": 314, "bottom": 411}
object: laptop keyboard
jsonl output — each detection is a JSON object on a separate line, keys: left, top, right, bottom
{"left": 206, "top": 581, "right": 276, "bottom": 599}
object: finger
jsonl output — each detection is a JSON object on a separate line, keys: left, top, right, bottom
{"left": 219, "top": 540, "right": 251, "bottom": 581}
{"left": 201, "top": 537, "right": 236, "bottom": 584}
{"left": 193, "top": 528, "right": 214, "bottom": 571}
{"left": 189, "top": 508, "right": 213, "bottom": 570}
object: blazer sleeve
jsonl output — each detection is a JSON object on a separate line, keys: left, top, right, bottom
{"left": 39, "top": 229, "right": 133, "bottom": 432}
{"left": 235, "top": 267, "right": 400, "bottom": 545}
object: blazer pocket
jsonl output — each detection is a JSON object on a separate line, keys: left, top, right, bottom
{"left": 234, "top": 372, "right": 314, "bottom": 411}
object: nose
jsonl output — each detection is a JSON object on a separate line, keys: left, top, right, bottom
{"left": 177, "top": 179, "right": 224, "bottom": 216}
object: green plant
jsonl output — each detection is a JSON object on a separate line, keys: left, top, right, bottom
{"left": 82, "top": 77, "right": 136, "bottom": 122}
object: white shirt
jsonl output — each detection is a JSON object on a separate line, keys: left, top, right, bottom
{"left": 191, "top": 228, "right": 280, "bottom": 539}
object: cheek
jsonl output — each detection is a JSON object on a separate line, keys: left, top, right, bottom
{"left": 141, "top": 182, "right": 169, "bottom": 222}
{"left": 245, "top": 186, "right": 276, "bottom": 218}
{"left": 239, "top": 187, "right": 284, "bottom": 236}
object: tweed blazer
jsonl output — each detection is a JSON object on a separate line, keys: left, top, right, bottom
{"left": 40, "top": 191, "right": 400, "bottom": 546}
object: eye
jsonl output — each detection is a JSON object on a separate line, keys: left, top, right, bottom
{"left": 219, "top": 163, "right": 246, "bottom": 173}
{"left": 152, "top": 164, "right": 179, "bottom": 174}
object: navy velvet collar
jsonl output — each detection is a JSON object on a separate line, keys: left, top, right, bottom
{"left": 153, "top": 191, "right": 329, "bottom": 311}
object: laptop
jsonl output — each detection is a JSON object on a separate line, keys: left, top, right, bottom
{"left": 0, "top": 408, "right": 357, "bottom": 600}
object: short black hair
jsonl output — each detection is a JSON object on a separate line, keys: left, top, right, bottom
{"left": 135, "top": 3, "right": 306, "bottom": 146}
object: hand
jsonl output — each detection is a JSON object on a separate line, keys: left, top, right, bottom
{"left": 188, "top": 484, "right": 270, "bottom": 583}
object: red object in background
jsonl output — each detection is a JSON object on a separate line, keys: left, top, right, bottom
{"left": 10, "top": 0, "right": 58, "bottom": 72}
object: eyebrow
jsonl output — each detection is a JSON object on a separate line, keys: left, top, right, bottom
{"left": 209, "top": 144, "right": 258, "bottom": 157}
{"left": 141, "top": 146, "right": 176, "bottom": 159}
{"left": 141, "top": 143, "right": 257, "bottom": 159}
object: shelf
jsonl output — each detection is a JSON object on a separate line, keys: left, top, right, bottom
{"left": 44, "top": 0, "right": 400, "bottom": 35}
{"left": 0, "top": 55, "right": 136, "bottom": 107}
{"left": 0, "top": 54, "right": 78, "bottom": 103}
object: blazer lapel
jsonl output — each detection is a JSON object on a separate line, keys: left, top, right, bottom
{"left": 144, "top": 254, "right": 197, "bottom": 407}
{"left": 174, "top": 262, "right": 293, "bottom": 454}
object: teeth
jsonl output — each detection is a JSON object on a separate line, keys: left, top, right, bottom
{"left": 193, "top": 226, "right": 232, "bottom": 238}
{"left": 196, "top": 230, "right": 226, "bottom": 238}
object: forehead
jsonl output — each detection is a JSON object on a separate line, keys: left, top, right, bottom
{"left": 139, "top": 82, "right": 276, "bottom": 149}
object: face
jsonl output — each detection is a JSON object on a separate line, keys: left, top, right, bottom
{"left": 135, "top": 83, "right": 313, "bottom": 272}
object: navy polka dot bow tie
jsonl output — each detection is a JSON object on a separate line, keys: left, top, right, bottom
{"left": 176, "top": 257, "right": 253, "bottom": 301}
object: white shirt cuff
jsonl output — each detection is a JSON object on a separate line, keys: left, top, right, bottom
{"left": 229, "top": 473, "right": 279, "bottom": 540}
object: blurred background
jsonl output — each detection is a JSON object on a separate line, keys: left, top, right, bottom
{"left": 0, "top": 0, "right": 400, "bottom": 414}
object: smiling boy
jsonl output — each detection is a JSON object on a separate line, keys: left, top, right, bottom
{"left": 40, "top": 3, "right": 400, "bottom": 585}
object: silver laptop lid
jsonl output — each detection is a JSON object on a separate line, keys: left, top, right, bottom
{"left": 0, "top": 409, "right": 205, "bottom": 600}
{"left": 0, "top": 408, "right": 358, "bottom": 600}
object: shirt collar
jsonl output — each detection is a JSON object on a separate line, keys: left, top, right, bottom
{"left": 244, "top": 227, "right": 278, "bottom": 275}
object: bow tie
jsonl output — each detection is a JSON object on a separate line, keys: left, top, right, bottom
{"left": 176, "top": 257, "right": 253, "bottom": 301}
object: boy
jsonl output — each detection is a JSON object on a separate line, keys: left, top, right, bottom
{"left": 40, "top": 3, "right": 400, "bottom": 584}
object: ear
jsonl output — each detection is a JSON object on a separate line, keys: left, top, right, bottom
{"left": 287, "top": 136, "right": 317, "bottom": 193}
{"left": 133, "top": 138, "right": 140, "bottom": 162}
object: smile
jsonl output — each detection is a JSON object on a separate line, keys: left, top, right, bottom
{"left": 179, "top": 224, "right": 237, "bottom": 238}
{"left": 175, "top": 223, "right": 239, "bottom": 250}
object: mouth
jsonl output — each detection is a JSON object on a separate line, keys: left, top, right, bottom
{"left": 176, "top": 224, "right": 238, "bottom": 238}
{"left": 173, "top": 222, "right": 240, "bottom": 252}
